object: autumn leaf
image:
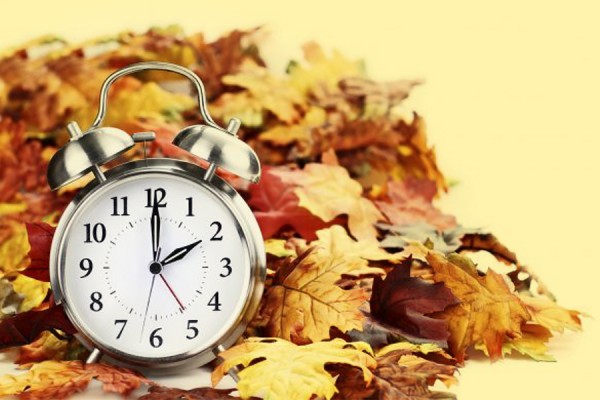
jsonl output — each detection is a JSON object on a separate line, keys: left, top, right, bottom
{"left": 259, "top": 106, "right": 326, "bottom": 146}
{"left": 427, "top": 252, "right": 531, "bottom": 362}
{"left": 368, "top": 259, "right": 459, "bottom": 347}
{"left": 0, "top": 305, "right": 76, "bottom": 350}
{"left": 264, "top": 239, "right": 296, "bottom": 258}
{"left": 247, "top": 166, "right": 329, "bottom": 240}
{"left": 140, "top": 385, "right": 242, "bottom": 400}
{"left": 376, "top": 179, "right": 456, "bottom": 231}
{"left": 16, "top": 331, "right": 69, "bottom": 365}
{"left": 275, "top": 163, "right": 383, "bottom": 241}
{"left": 257, "top": 248, "right": 367, "bottom": 342}
{"left": 22, "top": 223, "right": 54, "bottom": 282}
{"left": 476, "top": 323, "right": 556, "bottom": 362}
{"left": 0, "top": 221, "right": 29, "bottom": 274}
{"left": 212, "top": 337, "right": 375, "bottom": 400}
{"left": 10, "top": 274, "right": 49, "bottom": 312}
{"left": 519, "top": 294, "right": 582, "bottom": 334}
{"left": 0, "top": 278, "right": 24, "bottom": 317}
{"left": 0, "top": 360, "right": 152, "bottom": 399}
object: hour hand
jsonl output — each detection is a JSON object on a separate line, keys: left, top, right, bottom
{"left": 161, "top": 239, "right": 202, "bottom": 266}
{"left": 151, "top": 201, "right": 160, "bottom": 261}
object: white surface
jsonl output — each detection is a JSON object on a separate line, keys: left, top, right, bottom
{"left": 1, "top": 1, "right": 599, "bottom": 398}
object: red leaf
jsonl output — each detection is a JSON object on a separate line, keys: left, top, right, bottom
{"left": 23, "top": 222, "right": 55, "bottom": 282}
{"left": 0, "top": 305, "right": 76, "bottom": 349}
{"left": 247, "top": 167, "right": 329, "bottom": 240}
{"left": 369, "top": 258, "right": 459, "bottom": 347}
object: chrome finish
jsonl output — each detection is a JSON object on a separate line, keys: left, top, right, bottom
{"left": 132, "top": 132, "right": 156, "bottom": 143}
{"left": 86, "top": 348, "right": 102, "bottom": 364}
{"left": 47, "top": 122, "right": 133, "bottom": 190}
{"left": 215, "top": 344, "right": 241, "bottom": 383}
{"left": 90, "top": 61, "right": 218, "bottom": 130}
{"left": 50, "top": 159, "right": 266, "bottom": 373}
{"left": 173, "top": 124, "right": 261, "bottom": 183}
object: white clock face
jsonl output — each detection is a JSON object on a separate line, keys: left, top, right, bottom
{"left": 57, "top": 172, "right": 251, "bottom": 360}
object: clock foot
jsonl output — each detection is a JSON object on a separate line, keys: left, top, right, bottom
{"left": 203, "top": 163, "right": 217, "bottom": 181}
{"left": 86, "top": 348, "right": 103, "bottom": 364}
{"left": 214, "top": 345, "right": 240, "bottom": 383}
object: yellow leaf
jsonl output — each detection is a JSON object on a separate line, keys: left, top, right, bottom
{"left": 222, "top": 61, "right": 306, "bottom": 123}
{"left": 476, "top": 324, "right": 556, "bottom": 362}
{"left": 259, "top": 106, "right": 326, "bottom": 146}
{"left": 0, "top": 222, "right": 29, "bottom": 274}
{"left": 11, "top": 274, "right": 49, "bottom": 312}
{"left": 427, "top": 252, "right": 531, "bottom": 362}
{"left": 377, "top": 341, "right": 451, "bottom": 359}
{"left": 0, "top": 361, "right": 83, "bottom": 396}
{"left": 519, "top": 294, "right": 583, "bottom": 334}
{"left": 275, "top": 164, "right": 383, "bottom": 241}
{"left": 288, "top": 42, "right": 364, "bottom": 97}
{"left": 259, "top": 248, "right": 367, "bottom": 342}
{"left": 265, "top": 239, "right": 296, "bottom": 258}
{"left": 212, "top": 338, "right": 375, "bottom": 400}
{"left": 16, "top": 331, "right": 68, "bottom": 365}
{"left": 311, "top": 225, "right": 398, "bottom": 263}
{"left": 0, "top": 203, "right": 27, "bottom": 217}
{"left": 209, "top": 91, "right": 264, "bottom": 128}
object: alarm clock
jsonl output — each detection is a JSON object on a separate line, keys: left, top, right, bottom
{"left": 47, "top": 62, "right": 266, "bottom": 373}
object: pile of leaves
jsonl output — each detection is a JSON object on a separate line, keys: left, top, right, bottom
{"left": 0, "top": 27, "right": 584, "bottom": 399}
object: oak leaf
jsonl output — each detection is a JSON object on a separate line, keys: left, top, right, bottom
{"left": 0, "top": 360, "right": 151, "bottom": 399}
{"left": 275, "top": 163, "right": 383, "bottom": 241}
{"left": 212, "top": 337, "right": 375, "bottom": 400}
{"left": 247, "top": 167, "right": 328, "bottom": 240}
{"left": 427, "top": 252, "right": 531, "bottom": 362}
{"left": 369, "top": 259, "right": 459, "bottom": 346}
{"left": 257, "top": 248, "right": 367, "bottom": 342}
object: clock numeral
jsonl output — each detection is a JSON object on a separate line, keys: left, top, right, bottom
{"left": 114, "top": 319, "right": 127, "bottom": 339}
{"left": 149, "top": 328, "right": 163, "bottom": 348}
{"left": 84, "top": 223, "right": 106, "bottom": 243}
{"left": 79, "top": 258, "right": 93, "bottom": 278}
{"left": 110, "top": 196, "right": 129, "bottom": 216}
{"left": 145, "top": 188, "right": 167, "bottom": 208}
{"left": 186, "top": 197, "right": 194, "bottom": 217}
{"left": 210, "top": 221, "right": 223, "bottom": 241}
{"left": 219, "top": 257, "right": 232, "bottom": 278}
{"left": 186, "top": 320, "right": 199, "bottom": 339}
{"left": 89, "top": 292, "right": 103, "bottom": 312}
{"left": 208, "top": 292, "right": 222, "bottom": 311}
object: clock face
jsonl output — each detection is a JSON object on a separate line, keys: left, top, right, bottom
{"left": 55, "top": 171, "right": 251, "bottom": 361}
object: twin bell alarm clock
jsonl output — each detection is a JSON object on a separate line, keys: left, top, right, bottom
{"left": 46, "top": 62, "right": 266, "bottom": 372}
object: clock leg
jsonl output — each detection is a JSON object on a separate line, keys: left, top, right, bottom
{"left": 214, "top": 345, "right": 240, "bottom": 383}
{"left": 86, "top": 347, "right": 103, "bottom": 364}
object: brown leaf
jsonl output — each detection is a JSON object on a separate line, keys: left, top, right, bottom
{"left": 427, "top": 252, "right": 531, "bottom": 362}
{"left": 140, "top": 385, "right": 240, "bottom": 400}
{"left": 369, "top": 259, "right": 459, "bottom": 347}
{"left": 22, "top": 222, "right": 55, "bottom": 281}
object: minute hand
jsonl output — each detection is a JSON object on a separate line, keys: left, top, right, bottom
{"left": 161, "top": 239, "right": 202, "bottom": 266}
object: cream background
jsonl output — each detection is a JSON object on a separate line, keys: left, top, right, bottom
{"left": 0, "top": 0, "right": 598, "bottom": 398}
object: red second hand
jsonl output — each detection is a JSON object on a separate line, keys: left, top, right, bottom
{"left": 159, "top": 274, "right": 186, "bottom": 311}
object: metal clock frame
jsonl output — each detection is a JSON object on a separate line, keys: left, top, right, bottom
{"left": 49, "top": 158, "right": 266, "bottom": 373}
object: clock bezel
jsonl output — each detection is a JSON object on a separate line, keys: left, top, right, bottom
{"left": 49, "top": 158, "right": 266, "bottom": 373}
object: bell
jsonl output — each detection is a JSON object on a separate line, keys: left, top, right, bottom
{"left": 47, "top": 122, "right": 134, "bottom": 190}
{"left": 173, "top": 118, "right": 261, "bottom": 183}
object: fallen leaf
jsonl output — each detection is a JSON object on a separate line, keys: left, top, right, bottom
{"left": 369, "top": 259, "right": 459, "bottom": 346}
{"left": 476, "top": 323, "right": 556, "bottom": 362}
{"left": 212, "top": 337, "right": 375, "bottom": 400}
{"left": 259, "top": 106, "right": 326, "bottom": 146}
{"left": 0, "top": 221, "right": 29, "bottom": 274}
{"left": 0, "top": 360, "right": 151, "bottom": 399}
{"left": 0, "top": 305, "right": 76, "bottom": 350}
{"left": 376, "top": 179, "right": 456, "bottom": 231}
{"left": 275, "top": 163, "right": 383, "bottom": 241}
{"left": 247, "top": 166, "right": 329, "bottom": 240}
{"left": 257, "top": 248, "right": 367, "bottom": 342}
{"left": 427, "top": 252, "right": 531, "bottom": 362}
{"left": 16, "top": 331, "right": 68, "bottom": 365}
{"left": 140, "top": 385, "right": 241, "bottom": 400}
{"left": 22, "top": 222, "right": 55, "bottom": 281}
{"left": 0, "top": 277, "right": 24, "bottom": 317}
{"left": 519, "top": 294, "right": 582, "bottom": 334}
{"left": 264, "top": 239, "right": 296, "bottom": 258}
{"left": 10, "top": 274, "right": 49, "bottom": 312}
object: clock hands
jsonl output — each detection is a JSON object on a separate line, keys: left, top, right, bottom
{"left": 159, "top": 274, "right": 185, "bottom": 311}
{"left": 140, "top": 274, "right": 157, "bottom": 341}
{"left": 160, "top": 239, "right": 202, "bottom": 266}
{"left": 150, "top": 201, "right": 161, "bottom": 261}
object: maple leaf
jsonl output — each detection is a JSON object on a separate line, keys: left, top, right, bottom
{"left": 0, "top": 360, "right": 152, "bottom": 399}
{"left": 16, "top": 331, "right": 68, "bottom": 365}
{"left": 0, "top": 305, "right": 76, "bottom": 350}
{"left": 22, "top": 222, "right": 55, "bottom": 281}
{"left": 264, "top": 239, "right": 296, "bottom": 258}
{"left": 519, "top": 294, "right": 582, "bottom": 334}
{"left": 376, "top": 179, "right": 456, "bottom": 231}
{"left": 476, "top": 323, "right": 556, "bottom": 362}
{"left": 275, "top": 163, "right": 383, "bottom": 241}
{"left": 140, "top": 385, "right": 241, "bottom": 400}
{"left": 259, "top": 106, "right": 327, "bottom": 146}
{"left": 257, "top": 248, "right": 367, "bottom": 342}
{"left": 368, "top": 259, "right": 459, "bottom": 347}
{"left": 427, "top": 252, "right": 531, "bottom": 362}
{"left": 10, "top": 274, "right": 49, "bottom": 312}
{"left": 247, "top": 167, "right": 329, "bottom": 240}
{"left": 212, "top": 337, "right": 375, "bottom": 400}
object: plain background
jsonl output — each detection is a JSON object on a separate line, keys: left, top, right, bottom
{"left": 0, "top": 1, "right": 598, "bottom": 399}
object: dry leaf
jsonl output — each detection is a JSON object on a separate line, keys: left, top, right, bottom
{"left": 519, "top": 294, "right": 582, "bottom": 334}
{"left": 212, "top": 337, "right": 375, "bottom": 400}
{"left": 427, "top": 252, "right": 531, "bottom": 362}
{"left": 476, "top": 323, "right": 556, "bottom": 362}
{"left": 10, "top": 274, "right": 49, "bottom": 312}
{"left": 140, "top": 385, "right": 241, "bottom": 400}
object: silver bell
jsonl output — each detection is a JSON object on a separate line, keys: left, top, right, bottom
{"left": 173, "top": 118, "right": 261, "bottom": 183}
{"left": 47, "top": 122, "right": 134, "bottom": 190}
